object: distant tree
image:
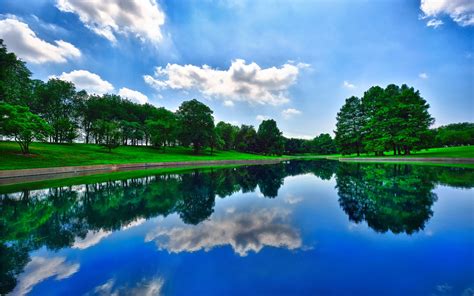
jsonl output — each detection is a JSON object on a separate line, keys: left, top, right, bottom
{"left": 235, "top": 125, "right": 257, "bottom": 153}
{"left": 93, "top": 120, "right": 121, "bottom": 152}
{"left": 257, "top": 119, "right": 284, "bottom": 155}
{"left": 312, "top": 133, "right": 337, "bottom": 155}
{"left": 434, "top": 122, "right": 474, "bottom": 147}
{"left": 0, "top": 40, "right": 32, "bottom": 106}
{"left": 335, "top": 96, "right": 364, "bottom": 155}
{"left": 176, "top": 99, "right": 215, "bottom": 154}
{"left": 146, "top": 108, "right": 177, "bottom": 151}
{"left": 284, "top": 138, "right": 308, "bottom": 155}
{"left": 215, "top": 121, "right": 239, "bottom": 150}
{"left": 0, "top": 103, "right": 51, "bottom": 154}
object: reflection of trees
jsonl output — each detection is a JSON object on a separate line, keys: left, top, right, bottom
{"left": 335, "top": 163, "right": 441, "bottom": 234}
{"left": 0, "top": 160, "right": 472, "bottom": 294}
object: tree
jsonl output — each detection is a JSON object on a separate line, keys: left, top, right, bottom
{"left": 335, "top": 96, "right": 364, "bottom": 155}
{"left": 35, "top": 78, "right": 77, "bottom": 143}
{"left": 92, "top": 120, "right": 121, "bottom": 152}
{"left": 176, "top": 99, "right": 215, "bottom": 154}
{"left": 235, "top": 125, "right": 258, "bottom": 153}
{"left": 0, "top": 39, "right": 32, "bottom": 107}
{"left": 146, "top": 108, "right": 177, "bottom": 151}
{"left": 312, "top": 133, "right": 337, "bottom": 155}
{"left": 0, "top": 103, "right": 51, "bottom": 154}
{"left": 257, "top": 119, "right": 284, "bottom": 155}
{"left": 434, "top": 122, "right": 474, "bottom": 147}
{"left": 209, "top": 128, "right": 224, "bottom": 155}
{"left": 215, "top": 121, "right": 239, "bottom": 150}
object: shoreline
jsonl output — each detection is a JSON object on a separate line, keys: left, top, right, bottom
{"left": 337, "top": 157, "right": 474, "bottom": 164}
{"left": 0, "top": 159, "right": 288, "bottom": 186}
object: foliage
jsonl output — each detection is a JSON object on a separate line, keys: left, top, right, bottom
{"left": 335, "top": 96, "right": 364, "bottom": 155}
{"left": 0, "top": 103, "right": 51, "bottom": 154}
{"left": 257, "top": 119, "right": 284, "bottom": 155}
{"left": 146, "top": 108, "right": 177, "bottom": 150}
{"left": 176, "top": 99, "right": 215, "bottom": 154}
{"left": 92, "top": 120, "right": 121, "bottom": 152}
{"left": 215, "top": 121, "right": 239, "bottom": 150}
{"left": 235, "top": 125, "right": 258, "bottom": 153}
{"left": 434, "top": 122, "right": 474, "bottom": 147}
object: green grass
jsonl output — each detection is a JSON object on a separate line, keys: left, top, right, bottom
{"left": 0, "top": 141, "right": 281, "bottom": 170}
{"left": 325, "top": 146, "right": 474, "bottom": 159}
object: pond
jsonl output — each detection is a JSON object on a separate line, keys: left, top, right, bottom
{"left": 1, "top": 160, "right": 473, "bottom": 295}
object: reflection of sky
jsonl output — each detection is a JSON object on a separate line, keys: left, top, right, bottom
{"left": 12, "top": 174, "right": 474, "bottom": 296}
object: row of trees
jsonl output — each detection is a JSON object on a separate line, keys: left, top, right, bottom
{"left": 335, "top": 84, "right": 435, "bottom": 156}
{"left": 1, "top": 39, "right": 340, "bottom": 155}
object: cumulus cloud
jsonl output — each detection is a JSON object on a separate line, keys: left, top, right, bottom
{"left": 56, "top": 0, "right": 165, "bottom": 44}
{"left": 145, "top": 208, "right": 302, "bottom": 256}
{"left": 0, "top": 18, "right": 80, "bottom": 64}
{"left": 343, "top": 80, "right": 355, "bottom": 89}
{"left": 419, "top": 72, "right": 429, "bottom": 79}
{"left": 144, "top": 59, "right": 307, "bottom": 105}
{"left": 11, "top": 256, "right": 79, "bottom": 296}
{"left": 223, "top": 100, "right": 235, "bottom": 107}
{"left": 118, "top": 87, "right": 149, "bottom": 104}
{"left": 420, "top": 0, "right": 474, "bottom": 27}
{"left": 94, "top": 277, "right": 164, "bottom": 296}
{"left": 282, "top": 108, "right": 302, "bottom": 119}
{"left": 256, "top": 115, "right": 270, "bottom": 121}
{"left": 51, "top": 70, "right": 114, "bottom": 94}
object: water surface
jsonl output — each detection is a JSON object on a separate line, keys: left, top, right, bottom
{"left": 1, "top": 160, "right": 473, "bottom": 295}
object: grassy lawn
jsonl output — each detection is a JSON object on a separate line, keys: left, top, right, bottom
{"left": 0, "top": 141, "right": 281, "bottom": 170}
{"left": 325, "top": 146, "right": 474, "bottom": 159}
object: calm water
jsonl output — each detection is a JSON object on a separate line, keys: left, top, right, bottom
{"left": 1, "top": 160, "right": 473, "bottom": 295}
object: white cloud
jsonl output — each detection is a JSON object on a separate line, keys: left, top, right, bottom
{"left": 11, "top": 256, "right": 79, "bottom": 296}
{"left": 343, "top": 80, "right": 355, "bottom": 89}
{"left": 426, "top": 18, "right": 444, "bottom": 28}
{"left": 0, "top": 18, "right": 80, "bottom": 64}
{"left": 419, "top": 72, "right": 429, "bottom": 79}
{"left": 94, "top": 277, "right": 164, "bottom": 296}
{"left": 282, "top": 108, "right": 302, "bottom": 119}
{"left": 56, "top": 0, "right": 165, "bottom": 44}
{"left": 73, "top": 230, "right": 112, "bottom": 250}
{"left": 283, "top": 131, "right": 313, "bottom": 140}
{"left": 223, "top": 100, "right": 235, "bottom": 107}
{"left": 118, "top": 87, "right": 149, "bottom": 104}
{"left": 256, "top": 115, "right": 270, "bottom": 121}
{"left": 144, "top": 59, "right": 307, "bottom": 105}
{"left": 51, "top": 70, "right": 114, "bottom": 94}
{"left": 145, "top": 208, "right": 302, "bottom": 256}
{"left": 420, "top": 0, "right": 474, "bottom": 27}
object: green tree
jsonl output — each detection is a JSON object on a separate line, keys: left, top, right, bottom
{"left": 0, "top": 102, "right": 51, "bottom": 154}
{"left": 209, "top": 128, "right": 224, "bottom": 155}
{"left": 235, "top": 125, "right": 258, "bottom": 153}
{"left": 335, "top": 96, "right": 364, "bottom": 155}
{"left": 215, "top": 121, "right": 239, "bottom": 150}
{"left": 257, "top": 119, "right": 284, "bottom": 155}
{"left": 35, "top": 78, "right": 77, "bottom": 143}
{"left": 312, "top": 133, "right": 337, "bottom": 155}
{"left": 176, "top": 99, "right": 215, "bottom": 154}
{"left": 146, "top": 108, "right": 178, "bottom": 151}
{"left": 92, "top": 120, "right": 121, "bottom": 152}
{"left": 0, "top": 40, "right": 32, "bottom": 106}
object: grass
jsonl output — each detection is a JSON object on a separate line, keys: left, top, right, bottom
{"left": 0, "top": 141, "right": 281, "bottom": 170}
{"left": 325, "top": 146, "right": 474, "bottom": 159}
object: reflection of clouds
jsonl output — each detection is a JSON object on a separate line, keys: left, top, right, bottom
{"left": 94, "top": 277, "right": 164, "bottom": 296}
{"left": 73, "top": 230, "right": 112, "bottom": 250}
{"left": 145, "top": 208, "right": 302, "bottom": 256}
{"left": 10, "top": 256, "right": 79, "bottom": 296}
{"left": 284, "top": 194, "right": 303, "bottom": 205}
{"left": 72, "top": 218, "right": 146, "bottom": 249}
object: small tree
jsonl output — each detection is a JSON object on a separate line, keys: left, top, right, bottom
{"left": 146, "top": 108, "right": 177, "bottom": 151}
{"left": 209, "top": 128, "right": 224, "bottom": 155}
{"left": 0, "top": 102, "right": 51, "bottom": 154}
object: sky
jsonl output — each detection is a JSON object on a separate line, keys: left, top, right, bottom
{"left": 0, "top": 0, "right": 473, "bottom": 139}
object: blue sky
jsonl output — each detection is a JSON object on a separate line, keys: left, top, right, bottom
{"left": 0, "top": 0, "right": 473, "bottom": 138}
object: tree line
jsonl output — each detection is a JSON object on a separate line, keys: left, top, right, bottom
{"left": 0, "top": 39, "right": 339, "bottom": 155}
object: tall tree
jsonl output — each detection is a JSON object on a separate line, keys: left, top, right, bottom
{"left": 146, "top": 108, "right": 178, "bottom": 151}
{"left": 0, "top": 40, "right": 32, "bottom": 106}
{"left": 215, "top": 121, "right": 239, "bottom": 150}
{"left": 335, "top": 96, "right": 364, "bottom": 155}
{"left": 176, "top": 99, "right": 215, "bottom": 154}
{"left": 257, "top": 119, "right": 284, "bottom": 155}
{"left": 235, "top": 125, "right": 257, "bottom": 153}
